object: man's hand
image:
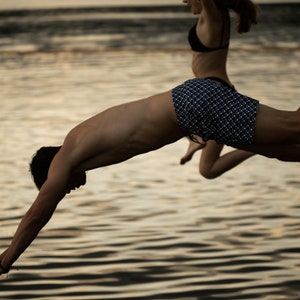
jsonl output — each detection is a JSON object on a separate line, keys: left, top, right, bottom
{"left": 0, "top": 261, "right": 10, "bottom": 275}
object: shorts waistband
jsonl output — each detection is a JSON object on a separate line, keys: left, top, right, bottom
{"left": 205, "top": 77, "right": 235, "bottom": 90}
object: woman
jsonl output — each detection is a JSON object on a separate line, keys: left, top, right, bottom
{"left": 180, "top": 0, "right": 260, "bottom": 179}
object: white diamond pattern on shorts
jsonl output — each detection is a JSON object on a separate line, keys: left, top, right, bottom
{"left": 172, "top": 78, "right": 259, "bottom": 147}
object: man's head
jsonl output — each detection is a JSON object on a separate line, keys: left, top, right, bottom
{"left": 29, "top": 146, "right": 61, "bottom": 190}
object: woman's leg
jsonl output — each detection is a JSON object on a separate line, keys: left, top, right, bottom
{"left": 180, "top": 139, "right": 256, "bottom": 178}
{"left": 199, "top": 141, "right": 255, "bottom": 178}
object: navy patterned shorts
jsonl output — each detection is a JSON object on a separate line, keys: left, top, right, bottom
{"left": 172, "top": 78, "right": 259, "bottom": 147}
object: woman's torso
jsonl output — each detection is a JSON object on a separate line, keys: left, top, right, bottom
{"left": 190, "top": 7, "right": 231, "bottom": 82}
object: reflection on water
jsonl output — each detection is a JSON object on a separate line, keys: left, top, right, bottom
{"left": 0, "top": 50, "right": 299, "bottom": 299}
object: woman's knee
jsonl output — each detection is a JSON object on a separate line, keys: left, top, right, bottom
{"left": 199, "top": 166, "right": 220, "bottom": 179}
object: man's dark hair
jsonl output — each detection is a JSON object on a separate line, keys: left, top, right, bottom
{"left": 29, "top": 146, "right": 62, "bottom": 190}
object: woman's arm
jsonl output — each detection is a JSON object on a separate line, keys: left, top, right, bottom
{"left": 201, "top": 0, "right": 221, "bottom": 19}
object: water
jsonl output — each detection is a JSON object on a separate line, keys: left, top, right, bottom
{"left": 2, "top": 0, "right": 300, "bottom": 11}
{"left": 0, "top": 3, "right": 300, "bottom": 300}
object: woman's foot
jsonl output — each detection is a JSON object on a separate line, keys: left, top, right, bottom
{"left": 180, "top": 140, "right": 206, "bottom": 165}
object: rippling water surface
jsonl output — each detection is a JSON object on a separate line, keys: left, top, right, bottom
{"left": 0, "top": 3, "right": 299, "bottom": 300}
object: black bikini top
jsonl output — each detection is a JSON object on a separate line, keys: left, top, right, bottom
{"left": 188, "top": 14, "right": 230, "bottom": 52}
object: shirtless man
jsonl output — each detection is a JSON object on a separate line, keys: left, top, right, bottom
{"left": 1, "top": 78, "right": 300, "bottom": 274}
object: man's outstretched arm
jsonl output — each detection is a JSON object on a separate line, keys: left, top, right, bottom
{"left": 0, "top": 158, "right": 70, "bottom": 274}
